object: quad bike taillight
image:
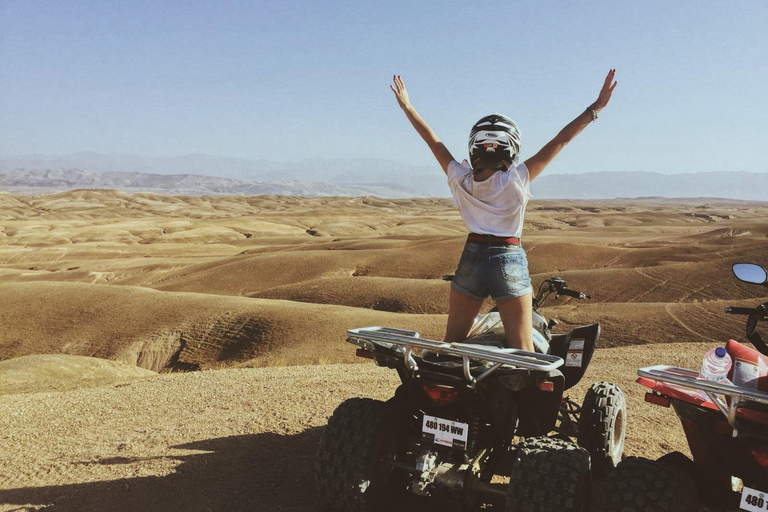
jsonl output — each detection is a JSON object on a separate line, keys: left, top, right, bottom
{"left": 538, "top": 380, "right": 555, "bottom": 392}
{"left": 644, "top": 392, "right": 671, "bottom": 407}
{"left": 421, "top": 384, "right": 461, "bottom": 406}
{"left": 751, "top": 448, "right": 768, "bottom": 469}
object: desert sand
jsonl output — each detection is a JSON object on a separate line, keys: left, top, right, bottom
{"left": 1, "top": 190, "right": 768, "bottom": 511}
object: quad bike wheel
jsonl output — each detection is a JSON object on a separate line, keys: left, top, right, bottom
{"left": 506, "top": 436, "right": 592, "bottom": 512}
{"left": 598, "top": 456, "right": 697, "bottom": 512}
{"left": 578, "top": 381, "right": 627, "bottom": 476}
{"left": 315, "top": 398, "right": 408, "bottom": 512}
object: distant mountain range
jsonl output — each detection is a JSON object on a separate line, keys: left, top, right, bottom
{"left": 531, "top": 171, "right": 767, "bottom": 201}
{"left": 0, "top": 153, "right": 443, "bottom": 198}
{"left": 0, "top": 168, "right": 425, "bottom": 198}
{"left": 0, "top": 152, "right": 442, "bottom": 193}
{"left": 1, "top": 153, "right": 766, "bottom": 200}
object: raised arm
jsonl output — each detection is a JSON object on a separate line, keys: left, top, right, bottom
{"left": 524, "top": 69, "right": 617, "bottom": 181}
{"left": 390, "top": 75, "right": 454, "bottom": 175}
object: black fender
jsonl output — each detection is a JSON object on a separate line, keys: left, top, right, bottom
{"left": 548, "top": 323, "right": 600, "bottom": 390}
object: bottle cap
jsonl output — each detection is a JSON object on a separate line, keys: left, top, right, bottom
{"left": 715, "top": 347, "right": 727, "bottom": 358}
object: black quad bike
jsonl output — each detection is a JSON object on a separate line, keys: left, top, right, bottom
{"left": 600, "top": 262, "right": 768, "bottom": 512}
{"left": 315, "top": 277, "right": 627, "bottom": 512}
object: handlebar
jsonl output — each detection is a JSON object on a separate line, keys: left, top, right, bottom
{"left": 725, "top": 305, "right": 767, "bottom": 317}
{"left": 533, "top": 277, "right": 592, "bottom": 311}
{"left": 560, "top": 288, "right": 589, "bottom": 300}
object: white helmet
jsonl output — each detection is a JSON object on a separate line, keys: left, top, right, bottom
{"left": 468, "top": 114, "right": 521, "bottom": 171}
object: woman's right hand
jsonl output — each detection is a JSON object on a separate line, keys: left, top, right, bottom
{"left": 390, "top": 75, "right": 411, "bottom": 109}
{"left": 389, "top": 75, "right": 454, "bottom": 174}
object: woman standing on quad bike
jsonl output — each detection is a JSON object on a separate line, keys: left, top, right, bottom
{"left": 390, "top": 70, "right": 617, "bottom": 351}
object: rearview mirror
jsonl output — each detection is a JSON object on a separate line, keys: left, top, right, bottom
{"left": 733, "top": 263, "right": 768, "bottom": 285}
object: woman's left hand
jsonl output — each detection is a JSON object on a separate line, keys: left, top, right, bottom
{"left": 593, "top": 69, "right": 618, "bottom": 110}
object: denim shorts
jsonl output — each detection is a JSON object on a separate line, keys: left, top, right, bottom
{"left": 451, "top": 242, "right": 533, "bottom": 301}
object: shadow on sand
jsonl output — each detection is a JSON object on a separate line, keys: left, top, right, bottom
{"left": 1, "top": 427, "right": 324, "bottom": 512}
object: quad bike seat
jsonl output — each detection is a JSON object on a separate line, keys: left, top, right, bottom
{"left": 460, "top": 336, "right": 508, "bottom": 349}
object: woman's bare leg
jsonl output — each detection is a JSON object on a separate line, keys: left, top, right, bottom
{"left": 496, "top": 293, "right": 534, "bottom": 351}
{"left": 444, "top": 289, "right": 485, "bottom": 342}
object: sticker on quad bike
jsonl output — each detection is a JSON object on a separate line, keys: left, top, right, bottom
{"left": 741, "top": 485, "right": 768, "bottom": 511}
{"left": 422, "top": 415, "right": 469, "bottom": 449}
{"left": 566, "top": 338, "right": 585, "bottom": 368}
{"left": 734, "top": 358, "right": 761, "bottom": 389}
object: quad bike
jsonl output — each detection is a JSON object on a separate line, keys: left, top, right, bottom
{"left": 315, "top": 276, "right": 627, "bottom": 512}
{"left": 600, "top": 262, "right": 768, "bottom": 512}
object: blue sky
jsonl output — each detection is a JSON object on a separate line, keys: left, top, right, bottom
{"left": 1, "top": 0, "right": 766, "bottom": 174}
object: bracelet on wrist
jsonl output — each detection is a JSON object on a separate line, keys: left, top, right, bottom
{"left": 587, "top": 107, "right": 598, "bottom": 122}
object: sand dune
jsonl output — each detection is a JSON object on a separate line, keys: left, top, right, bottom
{"left": 1, "top": 192, "right": 767, "bottom": 373}
{"left": 150, "top": 239, "right": 464, "bottom": 295}
{"left": 0, "top": 354, "right": 155, "bottom": 395}
{"left": 544, "top": 298, "right": 764, "bottom": 348}
{"left": 532, "top": 257, "right": 768, "bottom": 304}
{"left": 250, "top": 275, "right": 451, "bottom": 313}
{"left": 0, "top": 282, "right": 446, "bottom": 371}
{"left": 0, "top": 281, "right": 763, "bottom": 377}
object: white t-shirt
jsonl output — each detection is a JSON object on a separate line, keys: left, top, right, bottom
{"left": 447, "top": 159, "right": 532, "bottom": 238}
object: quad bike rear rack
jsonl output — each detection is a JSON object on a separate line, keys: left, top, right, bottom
{"left": 347, "top": 326, "right": 563, "bottom": 387}
{"left": 638, "top": 365, "right": 768, "bottom": 434}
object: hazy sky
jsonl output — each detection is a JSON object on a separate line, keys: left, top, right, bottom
{"left": 1, "top": 1, "right": 766, "bottom": 174}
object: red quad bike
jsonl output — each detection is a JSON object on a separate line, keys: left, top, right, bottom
{"left": 315, "top": 276, "right": 627, "bottom": 512}
{"left": 600, "top": 262, "right": 768, "bottom": 512}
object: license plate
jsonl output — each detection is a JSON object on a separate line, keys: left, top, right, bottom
{"left": 422, "top": 414, "right": 469, "bottom": 449}
{"left": 741, "top": 485, "right": 768, "bottom": 511}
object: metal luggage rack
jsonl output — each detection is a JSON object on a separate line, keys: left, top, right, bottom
{"left": 347, "top": 326, "right": 563, "bottom": 387}
{"left": 639, "top": 365, "right": 768, "bottom": 433}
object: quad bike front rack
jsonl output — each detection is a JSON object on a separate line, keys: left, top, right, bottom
{"left": 347, "top": 326, "right": 563, "bottom": 387}
{"left": 638, "top": 365, "right": 768, "bottom": 435}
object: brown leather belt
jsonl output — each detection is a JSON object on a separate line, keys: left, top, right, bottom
{"left": 467, "top": 233, "right": 521, "bottom": 246}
